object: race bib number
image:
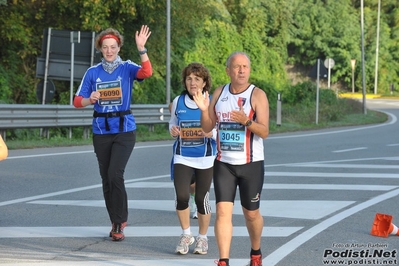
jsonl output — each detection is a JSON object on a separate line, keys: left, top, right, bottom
{"left": 96, "top": 81, "right": 122, "bottom": 106}
{"left": 219, "top": 122, "right": 245, "bottom": 152}
{"left": 179, "top": 120, "right": 204, "bottom": 147}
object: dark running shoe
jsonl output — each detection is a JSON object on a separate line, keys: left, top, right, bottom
{"left": 215, "top": 260, "right": 229, "bottom": 266}
{"left": 111, "top": 222, "right": 126, "bottom": 241}
{"left": 247, "top": 254, "right": 262, "bottom": 266}
{"left": 109, "top": 223, "right": 115, "bottom": 237}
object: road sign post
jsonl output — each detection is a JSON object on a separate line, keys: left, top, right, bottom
{"left": 351, "top": 59, "right": 356, "bottom": 94}
{"left": 324, "top": 58, "right": 335, "bottom": 93}
{"left": 70, "top": 31, "right": 81, "bottom": 106}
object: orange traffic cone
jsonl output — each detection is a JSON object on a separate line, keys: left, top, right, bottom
{"left": 370, "top": 213, "right": 399, "bottom": 237}
{"left": 0, "top": 135, "right": 8, "bottom": 161}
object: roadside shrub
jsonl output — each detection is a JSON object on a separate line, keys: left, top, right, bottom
{"left": 283, "top": 81, "right": 316, "bottom": 106}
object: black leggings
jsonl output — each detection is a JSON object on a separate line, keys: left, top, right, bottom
{"left": 93, "top": 131, "right": 136, "bottom": 224}
{"left": 173, "top": 163, "right": 213, "bottom": 215}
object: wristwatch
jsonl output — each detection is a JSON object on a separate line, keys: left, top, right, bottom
{"left": 245, "top": 120, "right": 252, "bottom": 127}
{"left": 138, "top": 48, "right": 147, "bottom": 55}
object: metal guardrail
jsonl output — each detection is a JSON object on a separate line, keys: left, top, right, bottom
{"left": 0, "top": 104, "right": 170, "bottom": 137}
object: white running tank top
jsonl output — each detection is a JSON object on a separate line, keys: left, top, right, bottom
{"left": 214, "top": 83, "right": 264, "bottom": 165}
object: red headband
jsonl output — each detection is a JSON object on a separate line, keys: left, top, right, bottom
{"left": 100, "top": 34, "right": 120, "bottom": 45}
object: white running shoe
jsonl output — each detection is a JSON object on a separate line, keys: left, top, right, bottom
{"left": 193, "top": 236, "right": 208, "bottom": 254}
{"left": 175, "top": 234, "right": 194, "bottom": 254}
{"left": 192, "top": 208, "right": 198, "bottom": 219}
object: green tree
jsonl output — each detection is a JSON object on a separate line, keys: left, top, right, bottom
{"left": 288, "top": 0, "right": 361, "bottom": 88}
{"left": 1, "top": 0, "right": 399, "bottom": 105}
{"left": 371, "top": 0, "right": 399, "bottom": 93}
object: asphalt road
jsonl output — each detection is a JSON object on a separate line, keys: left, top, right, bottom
{"left": 0, "top": 99, "right": 398, "bottom": 266}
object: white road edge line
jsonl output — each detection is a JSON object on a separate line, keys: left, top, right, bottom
{"left": 332, "top": 147, "right": 367, "bottom": 153}
{"left": 5, "top": 144, "right": 172, "bottom": 160}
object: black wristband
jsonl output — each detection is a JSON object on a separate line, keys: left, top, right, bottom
{"left": 138, "top": 48, "right": 147, "bottom": 55}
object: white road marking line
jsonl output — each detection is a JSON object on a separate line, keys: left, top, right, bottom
{"left": 291, "top": 163, "right": 399, "bottom": 169}
{"left": 0, "top": 226, "right": 302, "bottom": 238}
{"left": 263, "top": 183, "right": 396, "bottom": 191}
{"left": 387, "top": 143, "right": 399, "bottom": 146}
{"left": 5, "top": 150, "right": 94, "bottom": 159}
{"left": 5, "top": 144, "right": 172, "bottom": 160}
{"left": 275, "top": 156, "right": 399, "bottom": 166}
{"left": 267, "top": 110, "right": 396, "bottom": 140}
{"left": 126, "top": 181, "right": 397, "bottom": 191}
{"left": 332, "top": 147, "right": 367, "bottom": 153}
{"left": 0, "top": 175, "right": 169, "bottom": 207}
{"left": 27, "top": 199, "right": 354, "bottom": 220}
{"left": 0, "top": 259, "right": 249, "bottom": 266}
{"left": 266, "top": 171, "right": 399, "bottom": 178}
{"left": 263, "top": 187, "right": 399, "bottom": 265}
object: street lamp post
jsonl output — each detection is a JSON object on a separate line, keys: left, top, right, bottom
{"left": 166, "top": 0, "right": 171, "bottom": 105}
{"left": 374, "top": 0, "right": 381, "bottom": 95}
{"left": 351, "top": 59, "right": 356, "bottom": 93}
{"left": 360, "top": 0, "right": 367, "bottom": 114}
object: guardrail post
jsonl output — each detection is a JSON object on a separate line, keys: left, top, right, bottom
{"left": 83, "top": 127, "right": 90, "bottom": 139}
{"left": 41, "top": 128, "right": 50, "bottom": 139}
{"left": 277, "top": 92, "right": 282, "bottom": 126}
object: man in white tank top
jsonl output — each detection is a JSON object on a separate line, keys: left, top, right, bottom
{"left": 193, "top": 52, "right": 270, "bottom": 266}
